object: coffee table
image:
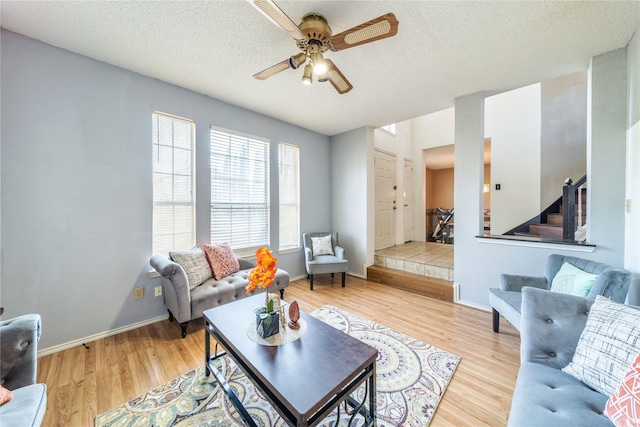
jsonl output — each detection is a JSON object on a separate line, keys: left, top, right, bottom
{"left": 203, "top": 294, "right": 377, "bottom": 427}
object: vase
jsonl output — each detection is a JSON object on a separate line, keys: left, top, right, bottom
{"left": 255, "top": 307, "right": 280, "bottom": 338}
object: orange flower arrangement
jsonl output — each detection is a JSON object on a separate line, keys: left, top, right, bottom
{"left": 246, "top": 247, "right": 278, "bottom": 312}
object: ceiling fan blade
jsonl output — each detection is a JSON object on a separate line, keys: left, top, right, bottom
{"left": 246, "top": 0, "right": 305, "bottom": 40}
{"left": 329, "top": 13, "right": 399, "bottom": 51}
{"left": 324, "top": 59, "right": 353, "bottom": 94}
{"left": 253, "top": 58, "right": 291, "bottom": 80}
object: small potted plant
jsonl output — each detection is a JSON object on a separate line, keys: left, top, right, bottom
{"left": 246, "top": 247, "right": 279, "bottom": 338}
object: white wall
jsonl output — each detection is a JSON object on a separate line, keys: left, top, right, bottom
{"left": 540, "top": 71, "right": 588, "bottom": 208}
{"left": 411, "top": 108, "right": 455, "bottom": 242}
{"left": 626, "top": 26, "right": 640, "bottom": 305}
{"left": 485, "top": 84, "right": 541, "bottom": 235}
{"left": 373, "top": 120, "right": 413, "bottom": 245}
{"left": 1, "top": 30, "right": 331, "bottom": 350}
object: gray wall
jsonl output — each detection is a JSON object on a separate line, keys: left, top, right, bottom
{"left": 1, "top": 30, "right": 330, "bottom": 350}
{"left": 330, "top": 127, "right": 371, "bottom": 277}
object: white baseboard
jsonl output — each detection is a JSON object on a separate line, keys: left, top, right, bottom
{"left": 38, "top": 314, "right": 167, "bottom": 357}
{"left": 455, "top": 299, "right": 491, "bottom": 312}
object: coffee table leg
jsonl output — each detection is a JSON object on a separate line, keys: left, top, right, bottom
{"left": 204, "top": 322, "right": 211, "bottom": 376}
{"left": 368, "top": 362, "right": 376, "bottom": 426}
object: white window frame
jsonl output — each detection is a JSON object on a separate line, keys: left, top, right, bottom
{"left": 210, "top": 126, "right": 270, "bottom": 258}
{"left": 278, "top": 143, "right": 300, "bottom": 253}
{"left": 152, "top": 112, "right": 195, "bottom": 255}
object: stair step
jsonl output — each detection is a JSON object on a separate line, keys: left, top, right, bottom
{"left": 546, "top": 213, "right": 586, "bottom": 226}
{"left": 367, "top": 265, "right": 454, "bottom": 302}
{"left": 528, "top": 223, "right": 563, "bottom": 238}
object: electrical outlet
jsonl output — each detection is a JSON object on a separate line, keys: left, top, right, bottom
{"left": 134, "top": 286, "right": 144, "bottom": 300}
{"left": 154, "top": 286, "right": 162, "bottom": 297}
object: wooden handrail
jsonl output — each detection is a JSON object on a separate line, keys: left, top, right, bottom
{"left": 562, "top": 175, "right": 587, "bottom": 240}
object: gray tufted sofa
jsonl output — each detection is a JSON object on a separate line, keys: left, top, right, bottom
{"left": 0, "top": 313, "right": 47, "bottom": 426}
{"left": 150, "top": 255, "right": 290, "bottom": 338}
{"left": 508, "top": 286, "right": 638, "bottom": 426}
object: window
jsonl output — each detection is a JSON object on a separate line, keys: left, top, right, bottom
{"left": 210, "top": 127, "right": 270, "bottom": 256}
{"left": 152, "top": 112, "right": 195, "bottom": 255}
{"left": 381, "top": 123, "right": 396, "bottom": 135}
{"left": 279, "top": 143, "right": 300, "bottom": 251}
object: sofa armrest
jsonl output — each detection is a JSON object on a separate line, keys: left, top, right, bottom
{"left": 520, "top": 287, "right": 592, "bottom": 369}
{"left": 0, "top": 314, "right": 41, "bottom": 390}
{"left": 335, "top": 245, "right": 345, "bottom": 260}
{"left": 500, "top": 274, "right": 548, "bottom": 292}
{"left": 588, "top": 268, "right": 632, "bottom": 303}
{"left": 150, "top": 255, "right": 191, "bottom": 322}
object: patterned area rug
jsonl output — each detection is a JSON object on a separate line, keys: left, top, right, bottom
{"left": 95, "top": 305, "right": 460, "bottom": 427}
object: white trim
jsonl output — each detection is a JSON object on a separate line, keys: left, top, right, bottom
{"left": 37, "top": 314, "right": 167, "bottom": 357}
{"left": 148, "top": 269, "right": 160, "bottom": 278}
{"left": 455, "top": 299, "right": 491, "bottom": 312}
{"left": 453, "top": 282, "right": 460, "bottom": 302}
{"left": 278, "top": 246, "right": 301, "bottom": 255}
{"left": 476, "top": 237, "right": 596, "bottom": 252}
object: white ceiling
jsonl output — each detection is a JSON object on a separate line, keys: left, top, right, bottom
{"left": 1, "top": 1, "right": 639, "bottom": 136}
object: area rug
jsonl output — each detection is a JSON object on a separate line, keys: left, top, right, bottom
{"left": 95, "top": 305, "right": 460, "bottom": 427}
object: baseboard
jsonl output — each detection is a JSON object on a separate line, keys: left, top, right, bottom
{"left": 38, "top": 314, "right": 167, "bottom": 357}
{"left": 455, "top": 299, "right": 491, "bottom": 312}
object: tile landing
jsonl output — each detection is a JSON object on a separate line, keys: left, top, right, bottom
{"left": 374, "top": 241, "right": 454, "bottom": 281}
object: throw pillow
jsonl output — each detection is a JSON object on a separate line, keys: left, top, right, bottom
{"left": 311, "top": 235, "right": 334, "bottom": 256}
{"left": 202, "top": 243, "right": 240, "bottom": 280}
{"left": 562, "top": 296, "right": 640, "bottom": 396}
{"left": 0, "top": 386, "right": 13, "bottom": 406}
{"left": 169, "top": 248, "right": 212, "bottom": 290}
{"left": 605, "top": 351, "right": 640, "bottom": 427}
{"left": 550, "top": 262, "right": 598, "bottom": 297}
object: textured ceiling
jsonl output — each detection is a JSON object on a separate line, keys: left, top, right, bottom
{"left": 1, "top": 1, "right": 639, "bottom": 136}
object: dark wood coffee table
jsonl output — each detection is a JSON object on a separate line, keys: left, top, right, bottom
{"left": 203, "top": 294, "right": 377, "bottom": 427}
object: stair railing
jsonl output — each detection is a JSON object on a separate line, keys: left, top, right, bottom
{"left": 562, "top": 175, "right": 587, "bottom": 240}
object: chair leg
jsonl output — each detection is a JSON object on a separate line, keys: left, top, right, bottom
{"left": 331, "top": 273, "right": 334, "bottom": 278}
{"left": 310, "top": 274, "right": 314, "bottom": 291}
{"left": 180, "top": 322, "right": 188, "bottom": 338}
{"left": 168, "top": 310, "right": 175, "bottom": 322}
{"left": 492, "top": 309, "right": 500, "bottom": 333}
{"left": 279, "top": 289, "right": 284, "bottom": 299}
{"left": 341, "top": 272, "right": 346, "bottom": 287}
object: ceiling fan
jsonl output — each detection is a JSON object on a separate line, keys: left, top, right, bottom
{"left": 247, "top": 0, "right": 399, "bottom": 94}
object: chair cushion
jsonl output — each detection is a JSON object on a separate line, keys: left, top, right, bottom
{"left": 0, "top": 383, "right": 47, "bottom": 427}
{"left": 169, "top": 248, "right": 212, "bottom": 290}
{"left": 563, "top": 296, "right": 640, "bottom": 396}
{"left": 508, "top": 362, "right": 610, "bottom": 427}
{"left": 488, "top": 288, "right": 523, "bottom": 331}
{"left": 550, "top": 262, "right": 598, "bottom": 297}
{"left": 605, "top": 351, "right": 640, "bottom": 426}
{"left": 306, "top": 256, "right": 348, "bottom": 275}
{"left": 311, "top": 235, "right": 334, "bottom": 256}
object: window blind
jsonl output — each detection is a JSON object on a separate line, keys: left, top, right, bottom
{"left": 152, "top": 112, "right": 195, "bottom": 255}
{"left": 210, "top": 127, "right": 270, "bottom": 254}
{"left": 279, "top": 143, "right": 300, "bottom": 250}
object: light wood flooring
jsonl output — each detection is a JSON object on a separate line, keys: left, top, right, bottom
{"left": 37, "top": 275, "right": 521, "bottom": 427}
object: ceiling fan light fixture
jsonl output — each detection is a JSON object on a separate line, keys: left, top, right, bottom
{"left": 312, "top": 55, "right": 328, "bottom": 75}
{"left": 302, "top": 64, "right": 313, "bottom": 85}
{"left": 288, "top": 52, "right": 307, "bottom": 69}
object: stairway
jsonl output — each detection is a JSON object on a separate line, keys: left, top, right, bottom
{"left": 515, "top": 188, "right": 586, "bottom": 239}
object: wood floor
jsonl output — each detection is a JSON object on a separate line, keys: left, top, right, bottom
{"left": 37, "top": 275, "right": 521, "bottom": 426}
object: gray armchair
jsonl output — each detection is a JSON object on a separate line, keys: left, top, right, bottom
{"left": 489, "top": 254, "right": 631, "bottom": 332}
{"left": 302, "top": 232, "right": 348, "bottom": 290}
{"left": 0, "top": 313, "right": 47, "bottom": 426}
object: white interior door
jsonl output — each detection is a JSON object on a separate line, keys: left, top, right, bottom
{"left": 375, "top": 150, "right": 396, "bottom": 249}
{"left": 403, "top": 159, "right": 414, "bottom": 242}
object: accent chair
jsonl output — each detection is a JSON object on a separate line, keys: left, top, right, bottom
{"left": 302, "top": 232, "right": 349, "bottom": 291}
